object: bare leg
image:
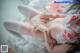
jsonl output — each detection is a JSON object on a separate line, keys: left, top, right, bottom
{"left": 18, "top": 6, "right": 39, "bottom": 20}
{"left": 52, "top": 44, "right": 73, "bottom": 53}
{"left": 4, "top": 21, "right": 43, "bottom": 38}
{"left": 20, "top": 23, "right": 47, "bottom": 38}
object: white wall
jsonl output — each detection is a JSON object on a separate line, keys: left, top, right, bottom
{"left": 0, "top": 0, "right": 23, "bottom": 44}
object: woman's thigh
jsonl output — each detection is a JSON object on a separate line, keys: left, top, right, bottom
{"left": 52, "top": 44, "right": 73, "bottom": 53}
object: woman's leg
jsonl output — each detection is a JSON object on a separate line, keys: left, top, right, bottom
{"left": 52, "top": 44, "right": 73, "bottom": 53}
{"left": 4, "top": 21, "right": 33, "bottom": 35}
{"left": 18, "top": 6, "right": 39, "bottom": 20}
{"left": 4, "top": 21, "right": 45, "bottom": 38}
